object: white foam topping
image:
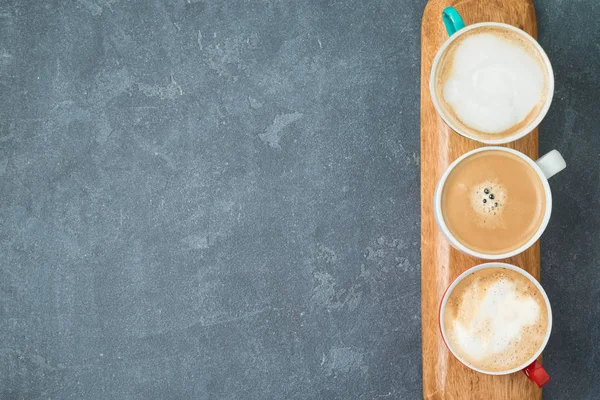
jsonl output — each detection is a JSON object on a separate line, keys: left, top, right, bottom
{"left": 443, "top": 32, "right": 545, "bottom": 134}
{"left": 450, "top": 279, "right": 540, "bottom": 360}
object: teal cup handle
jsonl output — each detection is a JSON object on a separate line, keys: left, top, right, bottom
{"left": 442, "top": 7, "right": 465, "bottom": 36}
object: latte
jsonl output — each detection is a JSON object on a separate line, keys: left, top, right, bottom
{"left": 443, "top": 267, "right": 549, "bottom": 372}
{"left": 441, "top": 150, "right": 546, "bottom": 255}
{"left": 434, "top": 25, "right": 550, "bottom": 141}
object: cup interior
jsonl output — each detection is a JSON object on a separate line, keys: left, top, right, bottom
{"left": 434, "top": 146, "right": 553, "bottom": 260}
{"left": 439, "top": 263, "right": 553, "bottom": 375}
{"left": 429, "top": 22, "right": 554, "bottom": 145}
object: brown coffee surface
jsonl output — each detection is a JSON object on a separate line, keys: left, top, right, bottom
{"left": 434, "top": 25, "right": 548, "bottom": 141}
{"left": 443, "top": 267, "right": 549, "bottom": 372}
{"left": 441, "top": 150, "right": 546, "bottom": 255}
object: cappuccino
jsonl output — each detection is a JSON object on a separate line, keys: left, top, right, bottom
{"left": 443, "top": 267, "right": 549, "bottom": 372}
{"left": 441, "top": 150, "right": 546, "bottom": 255}
{"left": 434, "top": 25, "right": 550, "bottom": 141}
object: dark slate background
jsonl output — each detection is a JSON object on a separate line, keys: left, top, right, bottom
{"left": 0, "top": 1, "right": 598, "bottom": 399}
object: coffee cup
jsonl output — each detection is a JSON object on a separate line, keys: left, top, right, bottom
{"left": 429, "top": 7, "right": 554, "bottom": 144}
{"left": 439, "top": 262, "right": 552, "bottom": 387}
{"left": 434, "top": 147, "right": 566, "bottom": 259}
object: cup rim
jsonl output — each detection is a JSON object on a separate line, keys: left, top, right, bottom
{"left": 434, "top": 146, "right": 553, "bottom": 260}
{"left": 429, "top": 21, "right": 555, "bottom": 145}
{"left": 438, "top": 262, "right": 553, "bottom": 375}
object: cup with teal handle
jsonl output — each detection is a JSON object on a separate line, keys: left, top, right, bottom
{"left": 429, "top": 7, "right": 554, "bottom": 145}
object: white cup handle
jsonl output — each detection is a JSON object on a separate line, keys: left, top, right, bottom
{"left": 536, "top": 150, "right": 566, "bottom": 180}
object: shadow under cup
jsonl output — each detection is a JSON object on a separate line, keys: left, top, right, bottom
{"left": 439, "top": 263, "right": 552, "bottom": 386}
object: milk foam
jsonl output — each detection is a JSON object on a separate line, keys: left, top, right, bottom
{"left": 443, "top": 32, "right": 545, "bottom": 134}
{"left": 468, "top": 180, "right": 507, "bottom": 228}
{"left": 450, "top": 279, "right": 540, "bottom": 361}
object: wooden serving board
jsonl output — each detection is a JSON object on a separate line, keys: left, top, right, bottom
{"left": 420, "top": 0, "right": 542, "bottom": 399}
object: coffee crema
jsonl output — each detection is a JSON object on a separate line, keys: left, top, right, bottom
{"left": 434, "top": 25, "right": 549, "bottom": 141}
{"left": 441, "top": 150, "right": 546, "bottom": 255}
{"left": 443, "top": 267, "right": 549, "bottom": 372}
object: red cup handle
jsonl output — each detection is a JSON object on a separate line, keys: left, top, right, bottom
{"left": 523, "top": 360, "right": 550, "bottom": 388}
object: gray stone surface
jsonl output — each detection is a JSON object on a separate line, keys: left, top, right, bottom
{"left": 536, "top": 2, "right": 600, "bottom": 399}
{"left": 0, "top": 0, "right": 597, "bottom": 399}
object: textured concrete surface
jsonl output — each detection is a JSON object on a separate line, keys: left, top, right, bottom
{"left": 0, "top": 0, "right": 597, "bottom": 399}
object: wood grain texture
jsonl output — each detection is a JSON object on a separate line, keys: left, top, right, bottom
{"left": 420, "top": 0, "right": 543, "bottom": 399}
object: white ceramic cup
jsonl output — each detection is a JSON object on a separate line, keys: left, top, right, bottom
{"left": 434, "top": 147, "right": 566, "bottom": 260}
{"left": 429, "top": 21, "right": 555, "bottom": 145}
{"left": 439, "top": 262, "right": 552, "bottom": 386}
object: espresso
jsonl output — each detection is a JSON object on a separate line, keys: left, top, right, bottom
{"left": 441, "top": 150, "right": 546, "bottom": 255}
{"left": 434, "top": 26, "right": 549, "bottom": 141}
{"left": 443, "top": 267, "right": 549, "bottom": 372}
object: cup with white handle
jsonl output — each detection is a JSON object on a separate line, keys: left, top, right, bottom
{"left": 434, "top": 147, "right": 566, "bottom": 259}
